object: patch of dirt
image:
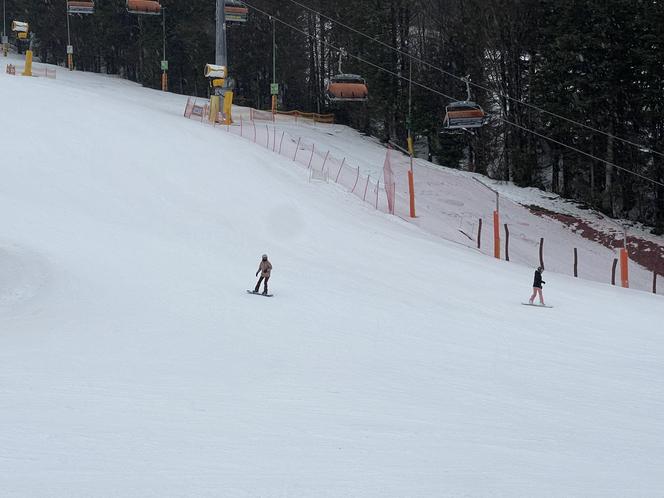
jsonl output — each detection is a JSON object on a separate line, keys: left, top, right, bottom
{"left": 525, "top": 205, "right": 664, "bottom": 276}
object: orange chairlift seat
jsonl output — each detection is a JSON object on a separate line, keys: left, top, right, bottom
{"left": 225, "top": 0, "right": 249, "bottom": 22}
{"left": 67, "top": 1, "right": 95, "bottom": 14}
{"left": 327, "top": 74, "right": 369, "bottom": 102}
{"left": 326, "top": 51, "right": 368, "bottom": 103}
{"left": 443, "top": 101, "right": 486, "bottom": 129}
{"left": 442, "top": 78, "right": 486, "bottom": 130}
{"left": 126, "top": 0, "right": 161, "bottom": 15}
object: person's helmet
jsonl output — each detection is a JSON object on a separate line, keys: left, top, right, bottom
{"left": 537, "top": 266, "right": 543, "bottom": 272}
{"left": 262, "top": 254, "right": 268, "bottom": 260}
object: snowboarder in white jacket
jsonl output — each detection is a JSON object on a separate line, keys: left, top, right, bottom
{"left": 254, "top": 254, "right": 272, "bottom": 295}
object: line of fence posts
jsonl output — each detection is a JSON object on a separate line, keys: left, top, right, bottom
{"left": 188, "top": 104, "right": 661, "bottom": 295}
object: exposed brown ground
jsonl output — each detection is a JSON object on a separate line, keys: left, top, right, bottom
{"left": 526, "top": 205, "right": 664, "bottom": 277}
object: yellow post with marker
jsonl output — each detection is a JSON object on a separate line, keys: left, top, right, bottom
{"left": 22, "top": 50, "right": 33, "bottom": 76}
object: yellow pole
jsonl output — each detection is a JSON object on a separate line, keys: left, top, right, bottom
{"left": 209, "top": 95, "right": 221, "bottom": 124}
{"left": 223, "top": 91, "right": 234, "bottom": 125}
{"left": 22, "top": 49, "right": 33, "bottom": 76}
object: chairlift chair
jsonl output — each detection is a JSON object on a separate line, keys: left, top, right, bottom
{"left": 326, "top": 50, "right": 368, "bottom": 103}
{"left": 126, "top": 0, "right": 161, "bottom": 15}
{"left": 67, "top": 1, "right": 95, "bottom": 15}
{"left": 442, "top": 77, "right": 486, "bottom": 130}
{"left": 225, "top": 0, "right": 249, "bottom": 23}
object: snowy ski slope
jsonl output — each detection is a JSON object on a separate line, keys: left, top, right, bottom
{"left": 1, "top": 57, "right": 663, "bottom": 497}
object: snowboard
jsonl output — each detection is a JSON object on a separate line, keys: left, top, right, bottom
{"left": 521, "top": 302, "right": 553, "bottom": 308}
{"left": 247, "top": 290, "right": 274, "bottom": 297}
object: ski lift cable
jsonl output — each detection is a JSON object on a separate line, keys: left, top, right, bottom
{"left": 285, "top": 0, "right": 664, "bottom": 160}
{"left": 240, "top": 1, "right": 664, "bottom": 189}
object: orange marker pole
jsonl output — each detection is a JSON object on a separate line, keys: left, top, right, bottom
{"left": 620, "top": 248, "right": 629, "bottom": 288}
{"left": 408, "top": 169, "right": 416, "bottom": 218}
{"left": 493, "top": 210, "right": 500, "bottom": 259}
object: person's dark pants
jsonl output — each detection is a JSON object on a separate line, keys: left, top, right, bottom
{"left": 254, "top": 276, "right": 269, "bottom": 293}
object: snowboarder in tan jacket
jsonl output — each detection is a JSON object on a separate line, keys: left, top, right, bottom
{"left": 254, "top": 254, "right": 273, "bottom": 295}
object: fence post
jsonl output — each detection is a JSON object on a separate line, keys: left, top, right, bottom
{"left": 408, "top": 170, "right": 416, "bottom": 218}
{"left": 611, "top": 258, "right": 618, "bottom": 285}
{"left": 293, "top": 137, "right": 301, "bottom": 161}
{"left": 375, "top": 180, "right": 380, "bottom": 209}
{"left": 573, "top": 248, "right": 578, "bottom": 277}
{"left": 321, "top": 150, "right": 330, "bottom": 173}
{"left": 307, "top": 143, "right": 315, "bottom": 169}
{"left": 278, "top": 131, "right": 285, "bottom": 155}
{"left": 351, "top": 167, "right": 360, "bottom": 193}
{"left": 266, "top": 124, "right": 270, "bottom": 148}
{"left": 539, "top": 237, "right": 545, "bottom": 270}
{"left": 273, "top": 128, "right": 277, "bottom": 152}
{"left": 504, "top": 224, "right": 510, "bottom": 262}
{"left": 477, "top": 218, "right": 482, "bottom": 249}
{"left": 620, "top": 248, "right": 629, "bottom": 288}
{"left": 335, "top": 158, "right": 345, "bottom": 183}
{"left": 363, "top": 175, "right": 370, "bottom": 201}
{"left": 653, "top": 271, "right": 658, "bottom": 294}
{"left": 493, "top": 210, "right": 500, "bottom": 259}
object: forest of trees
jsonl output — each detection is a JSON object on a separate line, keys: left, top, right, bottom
{"left": 4, "top": 0, "right": 664, "bottom": 233}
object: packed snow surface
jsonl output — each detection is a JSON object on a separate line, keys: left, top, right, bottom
{"left": 1, "top": 57, "right": 663, "bottom": 497}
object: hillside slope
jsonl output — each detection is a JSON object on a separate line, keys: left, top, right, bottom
{"left": 1, "top": 59, "right": 663, "bottom": 497}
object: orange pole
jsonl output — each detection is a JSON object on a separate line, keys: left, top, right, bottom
{"left": 493, "top": 210, "right": 500, "bottom": 259}
{"left": 67, "top": 53, "right": 73, "bottom": 71}
{"left": 408, "top": 170, "right": 416, "bottom": 218}
{"left": 161, "top": 72, "right": 168, "bottom": 92}
{"left": 271, "top": 95, "right": 277, "bottom": 115}
{"left": 620, "top": 248, "right": 629, "bottom": 288}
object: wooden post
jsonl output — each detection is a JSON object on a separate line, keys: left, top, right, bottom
{"left": 363, "top": 175, "right": 370, "bottom": 201}
{"left": 408, "top": 170, "right": 416, "bottom": 218}
{"left": 493, "top": 210, "right": 500, "bottom": 259}
{"left": 611, "top": 258, "right": 618, "bottom": 285}
{"left": 653, "top": 272, "right": 658, "bottom": 294}
{"left": 504, "top": 224, "right": 510, "bottom": 262}
{"left": 539, "top": 238, "right": 544, "bottom": 270}
{"left": 477, "top": 219, "right": 482, "bottom": 249}
{"left": 573, "top": 248, "right": 578, "bottom": 277}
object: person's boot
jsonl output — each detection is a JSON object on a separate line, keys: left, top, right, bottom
{"left": 262, "top": 289, "right": 268, "bottom": 295}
